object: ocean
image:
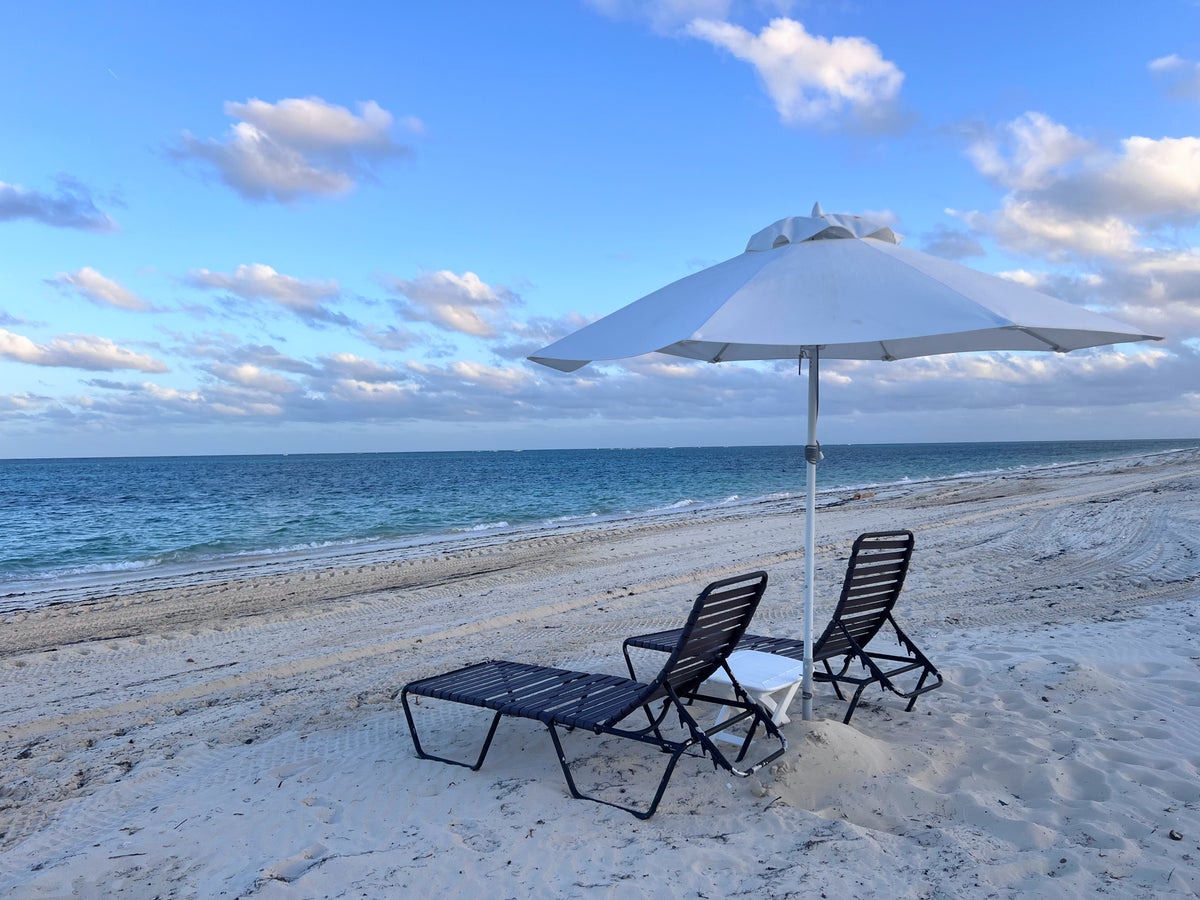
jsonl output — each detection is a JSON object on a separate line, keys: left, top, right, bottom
{"left": 3, "top": 439, "right": 1197, "bottom": 610}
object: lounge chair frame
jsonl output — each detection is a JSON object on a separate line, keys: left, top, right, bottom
{"left": 624, "top": 531, "right": 942, "bottom": 724}
{"left": 402, "top": 571, "right": 786, "bottom": 819}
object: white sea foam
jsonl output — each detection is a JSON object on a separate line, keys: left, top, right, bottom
{"left": 449, "top": 521, "right": 511, "bottom": 534}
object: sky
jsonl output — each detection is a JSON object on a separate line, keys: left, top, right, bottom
{"left": 2, "top": 0, "right": 1199, "bottom": 459}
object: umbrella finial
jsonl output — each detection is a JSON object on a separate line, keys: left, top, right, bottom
{"left": 811, "top": 201, "right": 824, "bottom": 217}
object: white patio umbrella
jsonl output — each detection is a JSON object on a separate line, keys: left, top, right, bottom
{"left": 529, "top": 205, "right": 1162, "bottom": 720}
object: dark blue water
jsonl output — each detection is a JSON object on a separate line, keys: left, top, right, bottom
{"left": 2, "top": 440, "right": 1197, "bottom": 597}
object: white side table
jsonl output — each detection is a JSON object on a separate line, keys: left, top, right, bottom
{"left": 705, "top": 649, "right": 806, "bottom": 739}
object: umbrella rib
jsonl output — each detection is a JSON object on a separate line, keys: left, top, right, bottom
{"left": 709, "top": 343, "right": 732, "bottom": 363}
{"left": 1013, "top": 326, "right": 1068, "bottom": 353}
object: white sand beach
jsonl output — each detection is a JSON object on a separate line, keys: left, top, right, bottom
{"left": 2, "top": 450, "right": 1199, "bottom": 898}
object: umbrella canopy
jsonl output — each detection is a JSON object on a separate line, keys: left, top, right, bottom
{"left": 531, "top": 207, "right": 1158, "bottom": 371}
{"left": 529, "top": 205, "right": 1162, "bottom": 720}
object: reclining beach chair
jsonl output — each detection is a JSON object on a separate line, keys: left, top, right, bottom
{"left": 402, "top": 571, "right": 786, "bottom": 819}
{"left": 624, "top": 531, "right": 942, "bottom": 724}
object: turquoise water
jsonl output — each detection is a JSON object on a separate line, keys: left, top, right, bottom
{"left": 2, "top": 440, "right": 1197, "bottom": 604}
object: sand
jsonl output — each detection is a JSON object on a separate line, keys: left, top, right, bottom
{"left": 2, "top": 449, "right": 1199, "bottom": 898}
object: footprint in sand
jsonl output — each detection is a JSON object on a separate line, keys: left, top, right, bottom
{"left": 261, "top": 844, "right": 328, "bottom": 883}
{"left": 301, "top": 796, "right": 343, "bottom": 824}
{"left": 462, "top": 831, "right": 501, "bottom": 853}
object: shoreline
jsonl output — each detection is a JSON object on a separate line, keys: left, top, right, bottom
{"left": 3, "top": 444, "right": 1194, "bottom": 615}
{"left": 2, "top": 447, "right": 1199, "bottom": 895}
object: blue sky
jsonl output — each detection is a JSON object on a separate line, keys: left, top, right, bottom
{"left": 2, "top": 1, "right": 1198, "bottom": 458}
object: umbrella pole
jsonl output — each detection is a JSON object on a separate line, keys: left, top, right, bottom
{"left": 802, "top": 348, "right": 819, "bottom": 721}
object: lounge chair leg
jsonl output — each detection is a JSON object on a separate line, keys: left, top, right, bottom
{"left": 824, "top": 659, "right": 849, "bottom": 701}
{"left": 402, "top": 689, "right": 504, "bottom": 771}
{"left": 735, "top": 715, "right": 760, "bottom": 764}
{"left": 546, "top": 722, "right": 688, "bottom": 820}
{"left": 904, "top": 669, "right": 931, "bottom": 711}
{"left": 842, "top": 685, "right": 868, "bottom": 724}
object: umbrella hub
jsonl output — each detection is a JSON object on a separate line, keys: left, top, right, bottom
{"left": 745, "top": 208, "right": 900, "bottom": 252}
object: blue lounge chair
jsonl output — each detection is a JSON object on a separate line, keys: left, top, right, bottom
{"left": 402, "top": 571, "right": 786, "bottom": 818}
{"left": 624, "top": 531, "right": 942, "bottom": 723}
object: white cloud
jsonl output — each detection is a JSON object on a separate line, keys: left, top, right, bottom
{"left": 880, "top": 349, "right": 1168, "bottom": 387}
{"left": 994, "top": 268, "right": 1043, "bottom": 289}
{"left": 209, "top": 363, "right": 301, "bottom": 394}
{"left": 0, "top": 392, "right": 49, "bottom": 411}
{"left": 187, "top": 263, "right": 347, "bottom": 324}
{"left": 388, "top": 270, "right": 517, "bottom": 337}
{"left": 1130, "top": 248, "right": 1200, "bottom": 278}
{"left": 211, "top": 399, "right": 285, "bottom": 417}
{"left": 637, "top": 360, "right": 706, "bottom": 379}
{"left": 227, "top": 343, "right": 318, "bottom": 376}
{"left": 959, "top": 113, "right": 1200, "bottom": 275}
{"left": 229, "top": 98, "right": 398, "bottom": 151}
{"left": 686, "top": 17, "right": 903, "bottom": 128}
{"left": 0, "top": 175, "right": 118, "bottom": 232}
{"left": 405, "top": 359, "right": 532, "bottom": 394}
{"left": 172, "top": 97, "right": 417, "bottom": 202}
{"left": 1149, "top": 54, "right": 1200, "bottom": 101}
{"left": 0, "top": 329, "right": 167, "bottom": 372}
{"left": 990, "top": 199, "right": 1140, "bottom": 259}
{"left": 966, "top": 112, "right": 1092, "bottom": 191}
{"left": 141, "top": 382, "right": 203, "bottom": 403}
{"left": 966, "top": 115, "right": 1200, "bottom": 231}
{"left": 49, "top": 267, "right": 151, "bottom": 311}
{"left": 319, "top": 352, "right": 402, "bottom": 383}
{"left": 448, "top": 360, "right": 535, "bottom": 392}
{"left": 359, "top": 323, "right": 422, "bottom": 351}
{"left": 1116, "top": 250, "right": 1200, "bottom": 329}
{"left": 1089, "top": 136, "right": 1200, "bottom": 220}
{"left": 329, "top": 378, "right": 417, "bottom": 404}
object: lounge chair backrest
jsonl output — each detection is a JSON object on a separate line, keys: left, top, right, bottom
{"left": 645, "top": 571, "right": 768, "bottom": 699}
{"left": 814, "top": 531, "right": 914, "bottom": 660}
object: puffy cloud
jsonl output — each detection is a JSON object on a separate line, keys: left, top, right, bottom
{"left": 959, "top": 113, "right": 1200, "bottom": 270}
{"left": 402, "top": 359, "right": 533, "bottom": 397}
{"left": 993, "top": 268, "right": 1050, "bottom": 289}
{"left": 966, "top": 112, "right": 1091, "bottom": 191}
{"left": 388, "top": 270, "right": 518, "bottom": 337}
{"left": 140, "top": 382, "right": 203, "bottom": 403}
{"left": 875, "top": 348, "right": 1168, "bottom": 387}
{"left": 1111, "top": 251, "right": 1200, "bottom": 330}
{"left": 1149, "top": 54, "right": 1200, "bottom": 101}
{"left": 0, "top": 328, "right": 167, "bottom": 372}
{"left": 447, "top": 360, "right": 535, "bottom": 392}
{"left": 230, "top": 98, "right": 400, "bottom": 151}
{"left": 359, "top": 323, "right": 422, "bottom": 351}
{"left": 187, "top": 263, "right": 348, "bottom": 325}
{"left": 169, "top": 333, "right": 320, "bottom": 376}
{"left": 209, "top": 363, "right": 301, "bottom": 394}
{"left": 49, "top": 267, "right": 151, "bottom": 311}
{"left": 492, "top": 312, "right": 595, "bottom": 361}
{"left": 171, "top": 97, "right": 418, "bottom": 203}
{"left": 0, "top": 175, "right": 118, "bottom": 232}
{"left": 966, "top": 115, "right": 1200, "bottom": 230}
{"left": 806, "top": 347, "right": 1181, "bottom": 424}
{"left": 1080, "top": 136, "right": 1200, "bottom": 222}
{"left": 318, "top": 352, "right": 402, "bottom": 382}
{"left": 989, "top": 199, "right": 1140, "bottom": 259}
{"left": 686, "top": 17, "right": 903, "bottom": 129}
{"left": 329, "top": 378, "right": 418, "bottom": 404}
{"left": 0, "top": 392, "right": 49, "bottom": 411}
{"left": 226, "top": 343, "right": 320, "bottom": 376}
